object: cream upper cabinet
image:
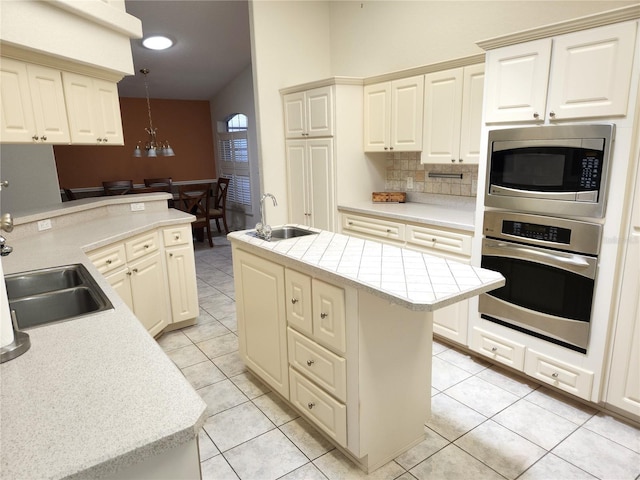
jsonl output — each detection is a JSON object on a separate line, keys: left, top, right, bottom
{"left": 234, "top": 249, "right": 289, "bottom": 398}
{"left": 485, "top": 21, "right": 637, "bottom": 123}
{"left": 284, "top": 86, "right": 333, "bottom": 138}
{"left": 606, "top": 152, "right": 640, "bottom": 417}
{"left": 62, "top": 72, "right": 124, "bottom": 145}
{"left": 364, "top": 75, "right": 424, "bottom": 152}
{"left": 0, "top": 58, "right": 70, "bottom": 144}
{"left": 421, "top": 64, "right": 484, "bottom": 164}
{"left": 286, "top": 138, "right": 335, "bottom": 231}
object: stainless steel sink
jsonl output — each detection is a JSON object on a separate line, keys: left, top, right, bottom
{"left": 5, "top": 264, "right": 113, "bottom": 329}
{"left": 271, "top": 226, "right": 317, "bottom": 239}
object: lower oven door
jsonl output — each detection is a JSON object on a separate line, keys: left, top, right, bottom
{"left": 479, "top": 238, "right": 598, "bottom": 352}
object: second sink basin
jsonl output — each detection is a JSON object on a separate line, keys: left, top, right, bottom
{"left": 5, "top": 264, "right": 113, "bottom": 330}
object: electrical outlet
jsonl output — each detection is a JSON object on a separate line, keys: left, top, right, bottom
{"left": 406, "top": 177, "right": 414, "bottom": 189}
{"left": 131, "top": 203, "right": 145, "bottom": 212}
{"left": 37, "top": 219, "right": 52, "bottom": 231}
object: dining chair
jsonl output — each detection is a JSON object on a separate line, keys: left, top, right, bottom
{"left": 209, "top": 177, "right": 230, "bottom": 234}
{"left": 62, "top": 188, "right": 76, "bottom": 201}
{"left": 102, "top": 180, "right": 133, "bottom": 195}
{"left": 177, "top": 183, "right": 213, "bottom": 247}
{"left": 143, "top": 177, "right": 174, "bottom": 206}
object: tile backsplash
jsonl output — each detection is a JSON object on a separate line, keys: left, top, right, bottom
{"left": 384, "top": 152, "right": 478, "bottom": 197}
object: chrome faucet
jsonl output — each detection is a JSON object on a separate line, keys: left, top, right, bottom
{"left": 256, "top": 193, "right": 278, "bottom": 240}
{"left": 0, "top": 235, "right": 12, "bottom": 257}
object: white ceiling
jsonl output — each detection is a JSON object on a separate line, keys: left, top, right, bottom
{"left": 116, "top": 0, "right": 251, "bottom": 101}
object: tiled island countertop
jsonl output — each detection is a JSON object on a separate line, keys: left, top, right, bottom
{"left": 228, "top": 225, "right": 503, "bottom": 312}
{"left": 1, "top": 195, "right": 207, "bottom": 480}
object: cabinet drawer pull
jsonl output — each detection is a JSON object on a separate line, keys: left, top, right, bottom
{"left": 306, "top": 359, "right": 314, "bottom": 366}
{"left": 307, "top": 402, "right": 315, "bottom": 409}
{"left": 126, "top": 271, "right": 132, "bottom": 276}
{"left": 132, "top": 268, "right": 138, "bottom": 273}
{"left": 144, "top": 244, "right": 150, "bottom": 249}
{"left": 386, "top": 229, "right": 391, "bottom": 233}
{"left": 174, "top": 234, "right": 180, "bottom": 240}
{"left": 533, "top": 112, "right": 540, "bottom": 119}
{"left": 549, "top": 111, "right": 556, "bottom": 118}
{"left": 491, "top": 346, "right": 498, "bottom": 352}
{"left": 291, "top": 298, "right": 298, "bottom": 304}
{"left": 32, "top": 135, "right": 39, "bottom": 141}
{"left": 551, "top": 372, "right": 559, "bottom": 378}
{"left": 169, "top": 253, "right": 174, "bottom": 258}
{"left": 105, "top": 259, "right": 112, "bottom": 265}
{"left": 320, "top": 312, "right": 328, "bottom": 319}
{"left": 41, "top": 135, "right": 47, "bottom": 141}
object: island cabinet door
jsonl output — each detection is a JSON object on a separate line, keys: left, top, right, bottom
{"left": 235, "top": 249, "right": 289, "bottom": 398}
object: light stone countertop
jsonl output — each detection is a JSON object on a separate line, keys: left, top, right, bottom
{"left": 338, "top": 200, "right": 476, "bottom": 232}
{"left": 1, "top": 198, "right": 207, "bottom": 480}
{"left": 228, "top": 226, "right": 504, "bottom": 312}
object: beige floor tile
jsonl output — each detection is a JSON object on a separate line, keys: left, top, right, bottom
{"left": 212, "top": 351, "right": 247, "bottom": 377}
{"left": 582, "top": 412, "right": 640, "bottom": 454}
{"left": 476, "top": 365, "right": 538, "bottom": 398}
{"left": 410, "top": 444, "right": 504, "bottom": 480}
{"left": 427, "top": 393, "right": 487, "bottom": 441}
{"left": 253, "top": 391, "right": 299, "bottom": 426}
{"left": 198, "top": 429, "right": 220, "bottom": 462}
{"left": 436, "top": 347, "right": 491, "bottom": 374}
{"left": 455, "top": 420, "right": 545, "bottom": 479}
{"left": 230, "top": 372, "right": 271, "bottom": 399}
{"left": 431, "top": 356, "right": 473, "bottom": 391}
{"left": 203, "top": 402, "right": 275, "bottom": 452}
{"left": 165, "top": 344, "right": 208, "bottom": 368}
{"left": 493, "top": 399, "right": 580, "bottom": 450}
{"left": 197, "top": 332, "right": 239, "bottom": 359}
{"left": 224, "top": 429, "right": 308, "bottom": 480}
{"left": 156, "top": 329, "right": 192, "bottom": 352}
{"left": 200, "top": 454, "right": 239, "bottom": 480}
{"left": 182, "top": 319, "right": 232, "bottom": 343}
{"left": 197, "top": 379, "right": 248, "bottom": 418}
{"left": 553, "top": 427, "right": 640, "bottom": 479}
{"left": 280, "top": 417, "right": 335, "bottom": 460}
{"left": 518, "top": 453, "right": 597, "bottom": 480}
{"left": 445, "top": 376, "right": 519, "bottom": 417}
{"left": 280, "top": 463, "right": 328, "bottom": 480}
{"left": 524, "top": 387, "right": 596, "bottom": 425}
{"left": 313, "top": 449, "right": 405, "bottom": 480}
{"left": 181, "top": 360, "right": 226, "bottom": 390}
{"left": 394, "top": 427, "right": 449, "bottom": 470}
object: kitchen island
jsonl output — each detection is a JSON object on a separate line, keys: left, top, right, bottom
{"left": 228, "top": 225, "right": 504, "bottom": 473}
{"left": 0, "top": 194, "right": 206, "bottom": 479}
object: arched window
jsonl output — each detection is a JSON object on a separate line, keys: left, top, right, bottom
{"left": 217, "top": 113, "right": 251, "bottom": 211}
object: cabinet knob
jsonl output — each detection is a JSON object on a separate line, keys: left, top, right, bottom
{"left": 348, "top": 221, "right": 353, "bottom": 226}
{"left": 174, "top": 234, "right": 180, "bottom": 240}
{"left": 432, "top": 238, "right": 437, "bottom": 243}
{"left": 549, "top": 111, "right": 556, "bottom": 118}
{"left": 144, "top": 244, "right": 150, "bottom": 249}
{"left": 41, "top": 135, "right": 47, "bottom": 141}
{"left": 126, "top": 271, "right": 132, "bottom": 276}
{"left": 306, "top": 359, "right": 314, "bottom": 366}
{"left": 533, "top": 112, "right": 540, "bottom": 119}
{"left": 384, "top": 147, "right": 389, "bottom": 151}
{"left": 320, "top": 312, "right": 328, "bottom": 319}
{"left": 132, "top": 268, "right": 138, "bottom": 273}
{"left": 307, "top": 402, "right": 315, "bottom": 409}
{"left": 32, "top": 135, "right": 39, "bottom": 141}
{"left": 106, "top": 259, "right": 112, "bottom": 265}
{"left": 386, "top": 229, "right": 391, "bottom": 233}
{"left": 169, "top": 253, "right": 174, "bottom": 258}
{"left": 1, "top": 213, "right": 14, "bottom": 233}
{"left": 103, "top": 138, "right": 108, "bottom": 143}
{"left": 291, "top": 298, "right": 298, "bottom": 304}
{"left": 491, "top": 346, "right": 498, "bottom": 352}
{"left": 458, "top": 158, "right": 463, "bottom": 163}
{"left": 389, "top": 147, "right": 394, "bottom": 150}
{"left": 551, "top": 372, "right": 559, "bottom": 378}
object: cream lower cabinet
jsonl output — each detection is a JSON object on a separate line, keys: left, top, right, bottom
{"left": 163, "top": 226, "right": 199, "bottom": 324}
{"left": 341, "top": 212, "right": 472, "bottom": 345}
{"left": 233, "top": 245, "right": 433, "bottom": 472}
{"left": 88, "top": 225, "right": 198, "bottom": 336}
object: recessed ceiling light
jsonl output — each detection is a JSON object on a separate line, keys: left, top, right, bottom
{"left": 142, "top": 35, "right": 174, "bottom": 51}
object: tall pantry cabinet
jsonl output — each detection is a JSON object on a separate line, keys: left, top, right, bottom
{"left": 283, "top": 80, "right": 364, "bottom": 232}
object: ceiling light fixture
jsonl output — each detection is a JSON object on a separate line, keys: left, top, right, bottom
{"left": 133, "top": 69, "right": 175, "bottom": 158}
{"left": 142, "top": 35, "right": 174, "bottom": 50}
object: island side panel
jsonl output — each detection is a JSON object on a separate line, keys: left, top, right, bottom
{"left": 357, "top": 290, "right": 433, "bottom": 471}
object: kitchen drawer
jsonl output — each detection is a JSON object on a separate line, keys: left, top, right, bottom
{"left": 289, "top": 367, "right": 347, "bottom": 447}
{"left": 163, "top": 225, "right": 192, "bottom": 247}
{"left": 288, "top": 327, "right": 347, "bottom": 402}
{"left": 87, "top": 243, "right": 127, "bottom": 275}
{"left": 285, "top": 268, "right": 313, "bottom": 337}
{"left": 125, "top": 231, "right": 160, "bottom": 261}
{"left": 470, "top": 326, "right": 525, "bottom": 370}
{"left": 524, "top": 348, "right": 594, "bottom": 401}
{"left": 405, "top": 224, "right": 472, "bottom": 258}
{"left": 342, "top": 213, "right": 405, "bottom": 243}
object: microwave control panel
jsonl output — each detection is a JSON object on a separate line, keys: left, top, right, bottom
{"left": 579, "top": 156, "right": 600, "bottom": 190}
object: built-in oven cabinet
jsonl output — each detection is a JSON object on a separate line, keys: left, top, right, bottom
{"left": 341, "top": 211, "right": 473, "bottom": 345}
{"left": 605, "top": 146, "right": 640, "bottom": 418}
{"left": 484, "top": 21, "right": 637, "bottom": 123}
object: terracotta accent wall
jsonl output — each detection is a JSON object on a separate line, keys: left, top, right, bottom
{"left": 54, "top": 97, "right": 216, "bottom": 189}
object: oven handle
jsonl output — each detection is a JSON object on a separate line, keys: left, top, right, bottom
{"left": 493, "top": 242, "right": 591, "bottom": 267}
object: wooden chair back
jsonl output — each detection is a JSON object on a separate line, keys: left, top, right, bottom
{"left": 177, "top": 183, "right": 213, "bottom": 247}
{"left": 143, "top": 177, "right": 173, "bottom": 193}
{"left": 103, "top": 180, "right": 133, "bottom": 195}
{"left": 209, "top": 177, "right": 231, "bottom": 234}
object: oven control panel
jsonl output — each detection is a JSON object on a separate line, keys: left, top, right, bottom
{"left": 503, "top": 220, "right": 571, "bottom": 244}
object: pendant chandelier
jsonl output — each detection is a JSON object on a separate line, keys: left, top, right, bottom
{"left": 133, "top": 68, "right": 175, "bottom": 157}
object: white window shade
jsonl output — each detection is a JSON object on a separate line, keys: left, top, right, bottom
{"left": 218, "top": 131, "right": 251, "bottom": 210}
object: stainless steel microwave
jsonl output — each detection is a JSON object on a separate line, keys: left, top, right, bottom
{"left": 485, "top": 124, "right": 615, "bottom": 218}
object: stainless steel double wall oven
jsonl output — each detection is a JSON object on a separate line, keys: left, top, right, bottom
{"left": 479, "top": 124, "right": 614, "bottom": 353}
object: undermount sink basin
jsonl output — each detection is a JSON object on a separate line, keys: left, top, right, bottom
{"left": 270, "top": 226, "right": 317, "bottom": 240}
{"left": 5, "top": 264, "right": 113, "bottom": 329}
{"left": 246, "top": 226, "right": 318, "bottom": 241}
